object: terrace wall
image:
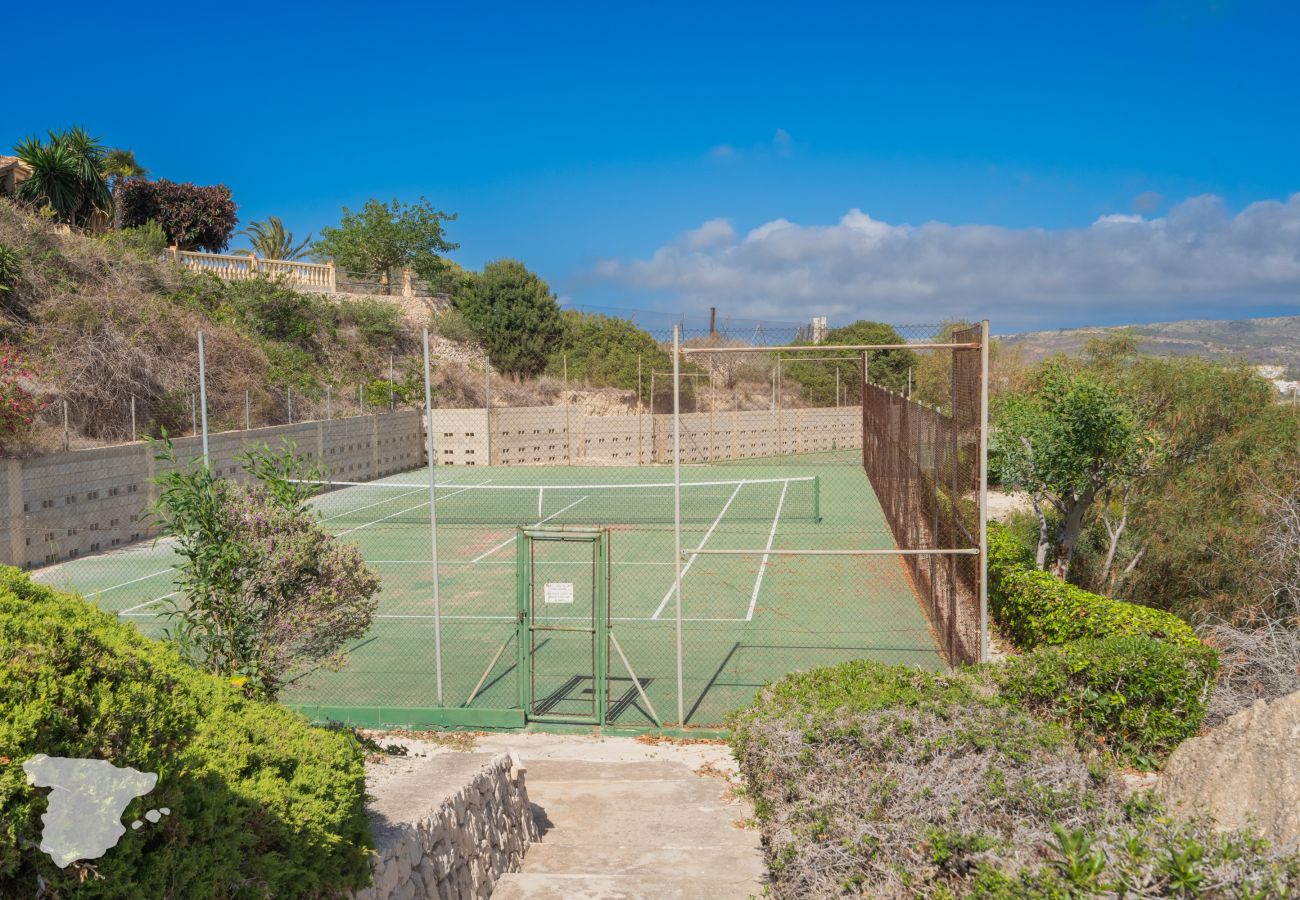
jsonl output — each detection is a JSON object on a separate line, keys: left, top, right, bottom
{"left": 4, "top": 410, "right": 423, "bottom": 570}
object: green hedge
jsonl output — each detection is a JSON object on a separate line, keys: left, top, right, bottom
{"left": 0, "top": 567, "right": 372, "bottom": 897}
{"left": 997, "top": 636, "right": 1217, "bottom": 768}
{"left": 987, "top": 523, "right": 1200, "bottom": 650}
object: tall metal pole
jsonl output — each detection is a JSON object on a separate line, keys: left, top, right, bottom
{"left": 672, "top": 325, "right": 684, "bottom": 724}
{"left": 637, "top": 354, "right": 643, "bottom": 465}
{"left": 978, "top": 320, "right": 991, "bottom": 663}
{"left": 197, "top": 331, "right": 210, "bottom": 466}
{"left": 62, "top": 400, "right": 69, "bottom": 451}
{"left": 423, "top": 329, "right": 444, "bottom": 703}
{"left": 326, "top": 385, "right": 332, "bottom": 419}
{"left": 564, "top": 355, "right": 571, "bottom": 465}
{"left": 389, "top": 353, "right": 395, "bottom": 411}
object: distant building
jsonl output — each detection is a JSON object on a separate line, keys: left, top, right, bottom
{"left": 1255, "top": 364, "right": 1286, "bottom": 380}
{"left": 0, "top": 156, "right": 31, "bottom": 196}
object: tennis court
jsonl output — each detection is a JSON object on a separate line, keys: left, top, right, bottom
{"left": 32, "top": 450, "right": 942, "bottom": 729}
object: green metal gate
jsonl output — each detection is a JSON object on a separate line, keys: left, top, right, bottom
{"left": 514, "top": 527, "right": 659, "bottom": 726}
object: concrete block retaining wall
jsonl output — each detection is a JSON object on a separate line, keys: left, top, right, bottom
{"left": 352, "top": 752, "right": 540, "bottom": 900}
{"left": 4, "top": 410, "right": 423, "bottom": 569}
{"left": 428, "top": 405, "right": 863, "bottom": 467}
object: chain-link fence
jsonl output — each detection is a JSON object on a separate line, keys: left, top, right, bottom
{"left": 26, "top": 319, "right": 987, "bottom": 730}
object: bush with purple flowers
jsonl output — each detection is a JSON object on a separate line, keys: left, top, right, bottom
{"left": 151, "top": 442, "right": 380, "bottom": 698}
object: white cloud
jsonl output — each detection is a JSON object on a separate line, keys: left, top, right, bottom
{"left": 708, "top": 144, "right": 736, "bottom": 160}
{"left": 679, "top": 218, "right": 736, "bottom": 251}
{"left": 590, "top": 195, "right": 1300, "bottom": 329}
{"left": 773, "top": 128, "right": 793, "bottom": 155}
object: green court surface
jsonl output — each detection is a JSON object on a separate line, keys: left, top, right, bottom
{"left": 32, "top": 451, "right": 941, "bottom": 728}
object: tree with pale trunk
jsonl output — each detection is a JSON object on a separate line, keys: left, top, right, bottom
{"left": 991, "top": 363, "right": 1157, "bottom": 580}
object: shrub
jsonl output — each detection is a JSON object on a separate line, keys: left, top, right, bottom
{"left": 0, "top": 567, "right": 372, "bottom": 896}
{"left": 0, "top": 243, "right": 20, "bottom": 294}
{"left": 220, "top": 277, "right": 336, "bottom": 347}
{"left": 455, "top": 259, "right": 562, "bottom": 378}
{"left": 118, "top": 178, "right": 237, "bottom": 252}
{"left": 431, "top": 307, "right": 477, "bottom": 343}
{"left": 730, "top": 658, "right": 1296, "bottom": 898}
{"left": 0, "top": 346, "right": 47, "bottom": 451}
{"left": 998, "top": 636, "right": 1217, "bottom": 768}
{"left": 152, "top": 443, "right": 381, "bottom": 698}
{"left": 338, "top": 298, "right": 402, "bottom": 348}
{"left": 101, "top": 219, "right": 169, "bottom": 259}
{"left": 988, "top": 523, "right": 1200, "bottom": 650}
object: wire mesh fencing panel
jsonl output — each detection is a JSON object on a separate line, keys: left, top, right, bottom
{"left": 861, "top": 323, "right": 986, "bottom": 665}
{"left": 23, "top": 318, "right": 986, "bottom": 731}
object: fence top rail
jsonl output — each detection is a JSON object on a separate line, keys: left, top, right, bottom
{"left": 291, "top": 475, "right": 817, "bottom": 492}
{"left": 681, "top": 341, "right": 982, "bottom": 354}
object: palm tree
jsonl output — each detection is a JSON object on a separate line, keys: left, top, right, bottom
{"left": 235, "top": 216, "right": 313, "bottom": 261}
{"left": 100, "top": 148, "right": 147, "bottom": 187}
{"left": 13, "top": 127, "right": 112, "bottom": 228}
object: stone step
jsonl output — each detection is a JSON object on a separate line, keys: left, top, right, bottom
{"left": 492, "top": 871, "right": 762, "bottom": 900}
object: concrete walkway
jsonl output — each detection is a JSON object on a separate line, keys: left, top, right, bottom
{"left": 478, "top": 733, "right": 766, "bottom": 900}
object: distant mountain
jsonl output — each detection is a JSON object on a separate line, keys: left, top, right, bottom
{"left": 998, "top": 315, "right": 1300, "bottom": 376}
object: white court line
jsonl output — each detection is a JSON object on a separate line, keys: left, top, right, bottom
{"left": 651, "top": 481, "right": 745, "bottom": 620}
{"left": 321, "top": 487, "right": 423, "bottom": 522}
{"left": 373, "top": 613, "right": 752, "bottom": 623}
{"left": 746, "top": 480, "right": 789, "bottom": 621}
{"left": 93, "top": 568, "right": 173, "bottom": 595}
{"left": 468, "top": 497, "right": 588, "bottom": 563}
{"left": 369, "top": 559, "right": 673, "bottom": 566}
{"left": 118, "top": 591, "right": 176, "bottom": 616}
{"left": 335, "top": 480, "right": 490, "bottom": 537}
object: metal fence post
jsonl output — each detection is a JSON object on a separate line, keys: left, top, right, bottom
{"left": 978, "top": 320, "right": 991, "bottom": 663}
{"left": 62, "top": 400, "right": 69, "bottom": 451}
{"left": 672, "top": 324, "right": 684, "bottom": 725}
{"left": 130, "top": 396, "right": 137, "bottom": 443}
{"left": 326, "top": 385, "right": 332, "bottom": 419}
{"left": 389, "top": 353, "right": 395, "bottom": 411}
{"left": 197, "top": 331, "right": 210, "bottom": 466}
{"left": 423, "top": 328, "right": 444, "bottom": 703}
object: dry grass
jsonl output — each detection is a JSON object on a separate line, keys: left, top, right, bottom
{"left": 1198, "top": 614, "right": 1300, "bottom": 727}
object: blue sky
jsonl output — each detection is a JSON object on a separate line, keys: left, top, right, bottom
{"left": 6, "top": 0, "right": 1299, "bottom": 331}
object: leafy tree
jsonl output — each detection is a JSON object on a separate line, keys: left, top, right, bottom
{"left": 236, "top": 215, "right": 312, "bottom": 260}
{"left": 13, "top": 127, "right": 112, "bottom": 227}
{"left": 151, "top": 442, "right": 380, "bottom": 698}
{"left": 456, "top": 258, "right": 562, "bottom": 378}
{"left": 312, "top": 197, "right": 457, "bottom": 290}
{"left": 782, "top": 320, "right": 916, "bottom": 404}
{"left": 992, "top": 362, "right": 1156, "bottom": 579}
{"left": 547, "top": 311, "right": 671, "bottom": 400}
{"left": 117, "top": 178, "right": 238, "bottom": 251}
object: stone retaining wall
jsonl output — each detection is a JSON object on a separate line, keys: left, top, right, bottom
{"left": 353, "top": 752, "right": 539, "bottom": 900}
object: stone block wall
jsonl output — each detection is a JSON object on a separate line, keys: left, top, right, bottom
{"left": 3, "top": 410, "right": 423, "bottom": 569}
{"left": 427, "top": 405, "right": 863, "bottom": 468}
{"left": 352, "top": 752, "right": 540, "bottom": 900}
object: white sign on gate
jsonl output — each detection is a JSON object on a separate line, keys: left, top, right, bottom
{"left": 543, "top": 582, "right": 575, "bottom": 604}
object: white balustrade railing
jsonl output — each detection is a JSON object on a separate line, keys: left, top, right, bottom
{"left": 169, "top": 248, "right": 337, "bottom": 292}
